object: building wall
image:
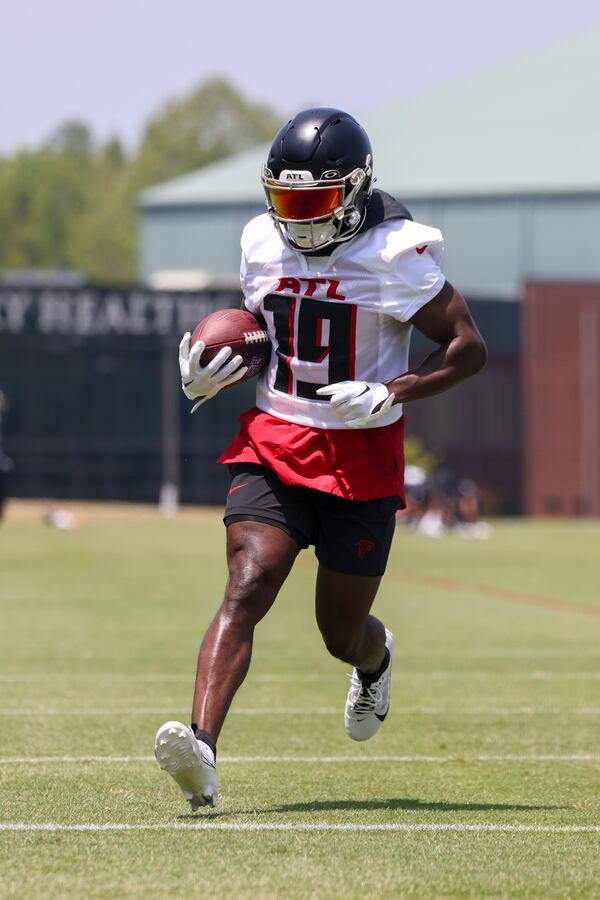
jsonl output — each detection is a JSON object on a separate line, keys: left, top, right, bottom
{"left": 139, "top": 203, "right": 263, "bottom": 280}
{"left": 411, "top": 194, "right": 600, "bottom": 296}
{"left": 523, "top": 282, "right": 600, "bottom": 515}
{"left": 409, "top": 298, "right": 521, "bottom": 513}
{"left": 140, "top": 193, "right": 600, "bottom": 297}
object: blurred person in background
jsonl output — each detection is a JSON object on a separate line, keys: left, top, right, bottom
{"left": 403, "top": 460, "right": 490, "bottom": 539}
{"left": 155, "top": 108, "right": 487, "bottom": 810}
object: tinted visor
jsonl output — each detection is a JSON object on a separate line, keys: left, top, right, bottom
{"left": 265, "top": 183, "right": 343, "bottom": 221}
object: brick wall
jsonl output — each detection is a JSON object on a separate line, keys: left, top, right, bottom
{"left": 523, "top": 283, "right": 600, "bottom": 515}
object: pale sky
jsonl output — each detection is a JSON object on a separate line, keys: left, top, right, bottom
{"left": 1, "top": 0, "right": 599, "bottom": 153}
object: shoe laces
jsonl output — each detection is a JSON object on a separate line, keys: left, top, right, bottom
{"left": 197, "top": 741, "right": 216, "bottom": 770}
{"left": 347, "top": 670, "right": 383, "bottom": 713}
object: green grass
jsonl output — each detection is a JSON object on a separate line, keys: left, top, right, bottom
{"left": 1, "top": 506, "right": 600, "bottom": 898}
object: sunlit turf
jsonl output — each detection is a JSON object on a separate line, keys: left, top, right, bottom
{"left": 1, "top": 503, "right": 599, "bottom": 897}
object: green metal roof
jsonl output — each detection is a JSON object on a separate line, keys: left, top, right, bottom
{"left": 138, "top": 146, "right": 267, "bottom": 206}
{"left": 139, "top": 27, "right": 600, "bottom": 207}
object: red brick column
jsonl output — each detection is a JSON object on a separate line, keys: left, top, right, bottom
{"left": 523, "top": 282, "right": 600, "bottom": 516}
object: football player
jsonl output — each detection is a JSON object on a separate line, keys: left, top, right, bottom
{"left": 155, "top": 109, "right": 487, "bottom": 809}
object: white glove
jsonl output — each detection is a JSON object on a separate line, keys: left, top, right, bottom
{"left": 316, "top": 380, "right": 395, "bottom": 428}
{"left": 179, "top": 332, "right": 248, "bottom": 413}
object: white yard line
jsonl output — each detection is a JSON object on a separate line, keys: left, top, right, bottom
{"left": 1, "top": 754, "right": 600, "bottom": 765}
{"left": 0, "top": 756, "right": 154, "bottom": 764}
{"left": 1, "top": 822, "right": 599, "bottom": 833}
{"left": 0, "top": 707, "right": 337, "bottom": 716}
{"left": 0, "top": 707, "right": 599, "bottom": 716}
{"left": 464, "top": 651, "right": 600, "bottom": 659}
{"left": 2, "top": 671, "right": 600, "bottom": 683}
{"left": 0, "top": 674, "right": 324, "bottom": 684}
{"left": 390, "top": 674, "right": 600, "bottom": 683}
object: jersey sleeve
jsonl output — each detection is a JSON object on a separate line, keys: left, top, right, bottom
{"left": 239, "top": 232, "right": 261, "bottom": 315}
{"left": 239, "top": 216, "right": 272, "bottom": 315}
{"left": 379, "top": 227, "right": 446, "bottom": 322}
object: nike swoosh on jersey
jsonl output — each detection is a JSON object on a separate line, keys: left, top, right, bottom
{"left": 227, "top": 483, "right": 249, "bottom": 496}
{"left": 416, "top": 245, "right": 428, "bottom": 254}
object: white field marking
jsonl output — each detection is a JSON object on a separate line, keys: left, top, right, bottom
{"left": 5, "top": 651, "right": 596, "bottom": 672}
{"left": 2, "top": 754, "right": 600, "bottom": 765}
{"left": 407, "top": 672, "right": 600, "bottom": 681}
{"left": 2, "top": 822, "right": 600, "bottom": 833}
{"left": 0, "top": 707, "right": 335, "bottom": 716}
{"left": 0, "top": 756, "right": 154, "bottom": 764}
{"left": 2, "top": 671, "right": 600, "bottom": 684}
{"left": 0, "top": 674, "right": 184, "bottom": 684}
{"left": 0, "top": 673, "right": 324, "bottom": 684}
{"left": 0, "top": 706, "right": 599, "bottom": 717}
{"left": 466, "top": 651, "right": 600, "bottom": 659}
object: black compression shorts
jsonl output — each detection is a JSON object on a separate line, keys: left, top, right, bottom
{"left": 224, "top": 463, "right": 399, "bottom": 577}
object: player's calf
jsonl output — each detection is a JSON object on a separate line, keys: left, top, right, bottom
{"left": 344, "top": 629, "right": 394, "bottom": 742}
{"left": 320, "top": 619, "right": 386, "bottom": 670}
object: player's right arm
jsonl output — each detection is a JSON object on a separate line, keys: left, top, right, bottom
{"left": 179, "top": 333, "right": 247, "bottom": 413}
{"left": 180, "top": 223, "right": 266, "bottom": 412}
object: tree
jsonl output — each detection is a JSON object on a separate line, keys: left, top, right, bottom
{"left": 0, "top": 143, "right": 92, "bottom": 271}
{"left": 0, "top": 79, "right": 281, "bottom": 283}
{"left": 45, "top": 121, "right": 94, "bottom": 158}
{"left": 132, "top": 77, "right": 280, "bottom": 190}
{"left": 70, "top": 136, "right": 136, "bottom": 282}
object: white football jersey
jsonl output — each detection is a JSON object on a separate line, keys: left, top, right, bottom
{"left": 241, "top": 207, "right": 445, "bottom": 429}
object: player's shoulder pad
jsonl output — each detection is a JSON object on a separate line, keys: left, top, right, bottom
{"left": 379, "top": 220, "right": 444, "bottom": 265}
{"left": 241, "top": 213, "right": 279, "bottom": 260}
{"left": 351, "top": 219, "right": 444, "bottom": 271}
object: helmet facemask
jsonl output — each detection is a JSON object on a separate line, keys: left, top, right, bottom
{"left": 261, "top": 157, "right": 373, "bottom": 252}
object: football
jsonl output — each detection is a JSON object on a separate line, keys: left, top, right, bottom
{"left": 190, "top": 308, "right": 270, "bottom": 382}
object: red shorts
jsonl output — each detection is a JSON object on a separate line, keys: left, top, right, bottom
{"left": 218, "top": 407, "right": 406, "bottom": 504}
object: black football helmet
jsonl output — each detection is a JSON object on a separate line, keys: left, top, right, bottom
{"left": 261, "top": 108, "right": 373, "bottom": 252}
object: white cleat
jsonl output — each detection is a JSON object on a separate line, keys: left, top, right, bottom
{"left": 154, "top": 721, "right": 218, "bottom": 810}
{"left": 344, "top": 629, "right": 393, "bottom": 742}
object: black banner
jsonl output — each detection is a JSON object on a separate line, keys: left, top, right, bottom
{"left": 0, "top": 284, "right": 250, "bottom": 505}
{"left": 0, "top": 286, "right": 241, "bottom": 337}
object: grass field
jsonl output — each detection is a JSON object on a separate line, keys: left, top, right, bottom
{"left": 1, "top": 502, "right": 599, "bottom": 898}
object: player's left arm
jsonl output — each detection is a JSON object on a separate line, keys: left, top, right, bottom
{"left": 317, "top": 281, "right": 486, "bottom": 427}
{"left": 385, "top": 280, "right": 487, "bottom": 405}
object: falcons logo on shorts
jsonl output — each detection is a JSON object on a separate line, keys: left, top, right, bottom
{"left": 356, "top": 539, "right": 376, "bottom": 559}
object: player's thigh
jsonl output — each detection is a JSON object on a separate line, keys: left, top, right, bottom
{"left": 314, "top": 493, "right": 399, "bottom": 579}
{"left": 315, "top": 564, "right": 382, "bottom": 645}
{"left": 224, "top": 463, "right": 314, "bottom": 552}
{"left": 224, "top": 520, "right": 299, "bottom": 619}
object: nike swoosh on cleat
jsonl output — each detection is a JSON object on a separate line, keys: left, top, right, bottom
{"left": 375, "top": 711, "right": 389, "bottom": 722}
